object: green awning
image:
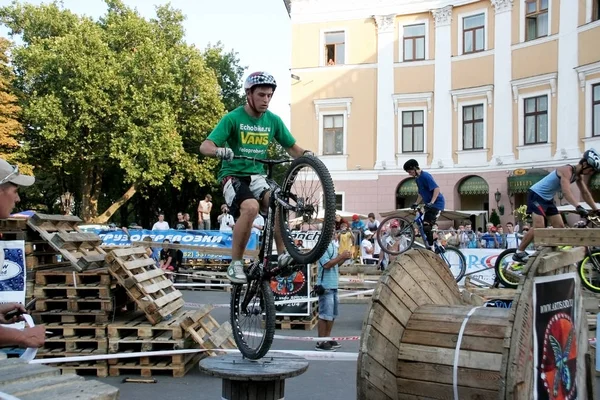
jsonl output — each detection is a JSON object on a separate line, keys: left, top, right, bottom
{"left": 397, "top": 178, "right": 418, "bottom": 196}
{"left": 507, "top": 168, "right": 549, "bottom": 194}
{"left": 458, "top": 176, "right": 489, "bottom": 195}
{"left": 591, "top": 173, "right": 600, "bottom": 190}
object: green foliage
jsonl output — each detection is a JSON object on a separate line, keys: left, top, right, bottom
{"left": 490, "top": 209, "right": 501, "bottom": 227}
{"left": 0, "top": 0, "right": 228, "bottom": 221}
{"left": 513, "top": 204, "right": 529, "bottom": 223}
{"left": 203, "top": 42, "right": 247, "bottom": 112}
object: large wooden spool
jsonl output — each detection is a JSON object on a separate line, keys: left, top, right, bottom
{"left": 357, "top": 246, "right": 595, "bottom": 400}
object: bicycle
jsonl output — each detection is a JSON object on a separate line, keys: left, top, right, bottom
{"left": 375, "top": 206, "right": 466, "bottom": 282}
{"left": 228, "top": 154, "right": 336, "bottom": 359}
{"left": 494, "top": 214, "right": 600, "bottom": 291}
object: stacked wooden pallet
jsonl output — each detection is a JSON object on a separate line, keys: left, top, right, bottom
{"left": 106, "top": 306, "right": 236, "bottom": 377}
{"left": 176, "top": 269, "right": 231, "bottom": 291}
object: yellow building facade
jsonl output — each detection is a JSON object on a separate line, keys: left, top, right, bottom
{"left": 287, "top": 0, "right": 600, "bottom": 223}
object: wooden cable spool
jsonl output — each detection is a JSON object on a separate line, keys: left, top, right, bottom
{"left": 357, "top": 246, "right": 595, "bottom": 400}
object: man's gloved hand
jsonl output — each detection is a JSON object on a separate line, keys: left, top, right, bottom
{"left": 411, "top": 203, "right": 419, "bottom": 210}
{"left": 302, "top": 150, "right": 314, "bottom": 157}
{"left": 215, "top": 147, "right": 234, "bottom": 161}
{"left": 425, "top": 202, "right": 434, "bottom": 209}
{"left": 576, "top": 205, "right": 589, "bottom": 217}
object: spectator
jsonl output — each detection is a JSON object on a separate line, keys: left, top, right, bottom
{"left": 315, "top": 238, "right": 351, "bottom": 351}
{"left": 504, "top": 222, "right": 519, "bottom": 249}
{"left": 152, "top": 213, "right": 170, "bottom": 231}
{"left": 251, "top": 213, "right": 265, "bottom": 237}
{"left": 350, "top": 214, "right": 366, "bottom": 231}
{"left": 198, "top": 194, "right": 213, "bottom": 230}
{"left": 337, "top": 222, "right": 354, "bottom": 265}
{"left": 218, "top": 204, "right": 235, "bottom": 232}
{"left": 159, "top": 239, "right": 176, "bottom": 280}
{"left": 334, "top": 214, "right": 348, "bottom": 231}
{"left": 174, "top": 212, "right": 186, "bottom": 230}
{"left": 183, "top": 213, "right": 193, "bottom": 230}
{"left": 172, "top": 241, "right": 184, "bottom": 273}
{"left": 360, "top": 231, "right": 377, "bottom": 265}
{"left": 366, "top": 213, "right": 379, "bottom": 232}
{"left": 481, "top": 224, "right": 499, "bottom": 249}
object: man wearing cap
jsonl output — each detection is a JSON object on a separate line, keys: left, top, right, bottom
{"left": 0, "top": 159, "right": 46, "bottom": 348}
{"left": 360, "top": 230, "right": 377, "bottom": 265}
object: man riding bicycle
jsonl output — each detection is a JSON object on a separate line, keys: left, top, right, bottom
{"left": 200, "top": 72, "right": 313, "bottom": 283}
{"left": 513, "top": 148, "right": 600, "bottom": 263}
{"left": 403, "top": 159, "right": 445, "bottom": 247}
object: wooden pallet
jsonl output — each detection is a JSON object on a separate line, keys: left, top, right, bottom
{"left": 179, "top": 270, "right": 231, "bottom": 291}
{"left": 35, "top": 268, "right": 112, "bottom": 286}
{"left": 0, "top": 217, "right": 28, "bottom": 231}
{"left": 46, "top": 361, "right": 109, "bottom": 378}
{"left": 180, "top": 305, "right": 236, "bottom": 354}
{"left": 27, "top": 213, "right": 107, "bottom": 271}
{"left": 34, "top": 297, "right": 113, "bottom": 312}
{"left": 44, "top": 322, "right": 106, "bottom": 338}
{"left": 107, "top": 352, "right": 202, "bottom": 377}
{"left": 105, "top": 247, "right": 184, "bottom": 324}
{"left": 36, "top": 348, "right": 108, "bottom": 359}
{"left": 32, "top": 310, "right": 110, "bottom": 324}
{"left": 0, "top": 359, "right": 118, "bottom": 399}
{"left": 273, "top": 314, "right": 318, "bottom": 330}
{"left": 34, "top": 283, "right": 112, "bottom": 299}
{"left": 108, "top": 311, "right": 189, "bottom": 340}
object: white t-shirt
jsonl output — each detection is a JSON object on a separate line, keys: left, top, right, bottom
{"left": 219, "top": 214, "right": 235, "bottom": 232}
{"left": 505, "top": 233, "right": 519, "bottom": 249}
{"left": 251, "top": 214, "right": 264, "bottom": 236}
{"left": 152, "top": 221, "right": 169, "bottom": 231}
{"left": 361, "top": 238, "right": 375, "bottom": 260}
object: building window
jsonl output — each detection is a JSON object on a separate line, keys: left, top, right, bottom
{"left": 524, "top": 95, "right": 548, "bottom": 145}
{"left": 335, "top": 193, "right": 344, "bottom": 211}
{"left": 403, "top": 24, "right": 425, "bottom": 61}
{"left": 463, "top": 14, "right": 485, "bottom": 54}
{"left": 401, "top": 111, "right": 424, "bottom": 152}
{"left": 324, "top": 31, "right": 345, "bottom": 65}
{"left": 525, "top": 0, "right": 548, "bottom": 41}
{"left": 463, "top": 104, "right": 484, "bottom": 150}
{"left": 594, "top": 84, "right": 600, "bottom": 137}
{"left": 594, "top": 0, "right": 600, "bottom": 21}
{"left": 323, "top": 114, "right": 344, "bottom": 155}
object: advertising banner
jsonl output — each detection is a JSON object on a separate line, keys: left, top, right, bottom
{"left": 458, "top": 248, "right": 502, "bottom": 286}
{"left": 270, "top": 264, "right": 311, "bottom": 317}
{"left": 0, "top": 241, "right": 27, "bottom": 330}
{"left": 93, "top": 229, "right": 258, "bottom": 259}
{"left": 532, "top": 273, "right": 578, "bottom": 400}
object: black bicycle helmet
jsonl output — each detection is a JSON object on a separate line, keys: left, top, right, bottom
{"left": 582, "top": 148, "right": 600, "bottom": 172}
{"left": 403, "top": 159, "right": 420, "bottom": 172}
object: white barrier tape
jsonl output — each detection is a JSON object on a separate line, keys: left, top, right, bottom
{"left": 20, "top": 314, "right": 37, "bottom": 362}
{"left": 174, "top": 283, "right": 231, "bottom": 287}
{"left": 29, "top": 348, "right": 358, "bottom": 364}
{"left": 0, "top": 391, "right": 21, "bottom": 400}
{"left": 270, "top": 333, "right": 361, "bottom": 342}
{"left": 453, "top": 306, "right": 482, "bottom": 400}
{"left": 183, "top": 302, "right": 229, "bottom": 308}
{"left": 338, "top": 277, "right": 378, "bottom": 284}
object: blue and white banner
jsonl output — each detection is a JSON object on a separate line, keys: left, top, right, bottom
{"left": 92, "top": 229, "right": 258, "bottom": 260}
{"left": 0, "top": 240, "right": 26, "bottom": 329}
{"left": 459, "top": 248, "right": 502, "bottom": 286}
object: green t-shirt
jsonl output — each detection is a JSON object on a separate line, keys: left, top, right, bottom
{"left": 207, "top": 107, "right": 296, "bottom": 181}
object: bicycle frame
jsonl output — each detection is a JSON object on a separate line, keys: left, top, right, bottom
{"left": 413, "top": 208, "right": 449, "bottom": 259}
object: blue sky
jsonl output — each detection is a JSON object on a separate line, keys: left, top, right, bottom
{"left": 0, "top": 0, "right": 293, "bottom": 127}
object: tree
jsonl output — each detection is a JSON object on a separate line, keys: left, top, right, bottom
{"left": 490, "top": 209, "right": 501, "bottom": 227}
{"left": 0, "top": 0, "right": 225, "bottom": 222}
{"left": 203, "top": 42, "right": 246, "bottom": 112}
{"left": 0, "top": 37, "right": 25, "bottom": 168}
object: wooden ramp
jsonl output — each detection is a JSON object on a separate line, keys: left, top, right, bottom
{"left": 105, "top": 247, "right": 184, "bottom": 324}
{"left": 0, "top": 359, "right": 118, "bottom": 400}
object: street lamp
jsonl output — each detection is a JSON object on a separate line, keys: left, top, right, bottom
{"left": 494, "top": 189, "right": 505, "bottom": 216}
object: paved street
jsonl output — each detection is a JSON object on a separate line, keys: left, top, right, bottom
{"left": 96, "top": 290, "right": 363, "bottom": 400}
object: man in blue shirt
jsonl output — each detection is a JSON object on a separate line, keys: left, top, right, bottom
{"left": 315, "top": 240, "right": 351, "bottom": 352}
{"left": 403, "top": 159, "right": 445, "bottom": 247}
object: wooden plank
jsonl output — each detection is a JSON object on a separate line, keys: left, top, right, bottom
{"left": 51, "top": 232, "right": 103, "bottom": 248}
{"left": 401, "top": 329, "right": 504, "bottom": 354}
{"left": 534, "top": 228, "right": 600, "bottom": 247}
{"left": 536, "top": 246, "right": 587, "bottom": 274}
{"left": 339, "top": 264, "right": 382, "bottom": 275}
{"left": 357, "top": 353, "right": 397, "bottom": 400}
{"left": 29, "top": 213, "right": 83, "bottom": 223}
{"left": 396, "top": 378, "right": 498, "bottom": 400}
{"left": 397, "top": 361, "right": 502, "bottom": 391}
{"left": 107, "top": 247, "right": 148, "bottom": 258}
{"left": 398, "top": 343, "right": 502, "bottom": 371}
{"left": 124, "top": 257, "right": 159, "bottom": 270}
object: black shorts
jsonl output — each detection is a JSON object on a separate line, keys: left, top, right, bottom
{"left": 221, "top": 175, "right": 270, "bottom": 218}
{"left": 526, "top": 190, "right": 558, "bottom": 217}
{"left": 423, "top": 206, "right": 440, "bottom": 225}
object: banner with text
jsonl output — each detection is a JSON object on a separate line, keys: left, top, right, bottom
{"left": 93, "top": 229, "right": 258, "bottom": 259}
{"left": 0, "top": 241, "right": 27, "bottom": 329}
{"left": 457, "top": 248, "right": 502, "bottom": 286}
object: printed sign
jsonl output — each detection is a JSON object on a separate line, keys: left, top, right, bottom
{"left": 270, "top": 264, "right": 311, "bottom": 317}
{"left": 92, "top": 229, "right": 258, "bottom": 259}
{"left": 0, "top": 241, "right": 27, "bottom": 330}
{"left": 458, "top": 248, "right": 502, "bottom": 286}
{"left": 532, "top": 273, "right": 578, "bottom": 400}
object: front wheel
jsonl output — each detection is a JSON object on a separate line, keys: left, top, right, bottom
{"left": 438, "top": 245, "right": 466, "bottom": 282}
{"left": 494, "top": 248, "right": 522, "bottom": 289}
{"left": 230, "top": 279, "right": 276, "bottom": 360}
{"left": 376, "top": 216, "right": 415, "bottom": 256}
{"left": 278, "top": 155, "right": 336, "bottom": 264}
{"left": 579, "top": 252, "right": 600, "bottom": 293}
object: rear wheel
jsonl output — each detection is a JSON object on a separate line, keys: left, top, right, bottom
{"left": 376, "top": 216, "right": 415, "bottom": 256}
{"left": 230, "top": 279, "right": 276, "bottom": 360}
{"left": 579, "top": 252, "right": 600, "bottom": 293}
{"left": 278, "top": 155, "right": 336, "bottom": 264}
{"left": 494, "top": 248, "right": 522, "bottom": 289}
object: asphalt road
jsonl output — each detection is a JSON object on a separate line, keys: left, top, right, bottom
{"left": 96, "top": 290, "right": 363, "bottom": 400}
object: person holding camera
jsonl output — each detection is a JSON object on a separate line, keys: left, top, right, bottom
{"left": 218, "top": 204, "right": 235, "bottom": 232}
{"left": 314, "top": 239, "right": 351, "bottom": 352}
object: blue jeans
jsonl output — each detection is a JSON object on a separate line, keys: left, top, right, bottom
{"left": 318, "top": 289, "right": 338, "bottom": 321}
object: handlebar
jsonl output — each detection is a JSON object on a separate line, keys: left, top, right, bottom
{"left": 233, "top": 155, "right": 293, "bottom": 166}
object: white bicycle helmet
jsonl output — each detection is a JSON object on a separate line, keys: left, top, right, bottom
{"left": 244, "top": 71, "right": 277, "bottom": 92}
{"left": 583, "top": 148, "right": 600, "bottom": 172}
